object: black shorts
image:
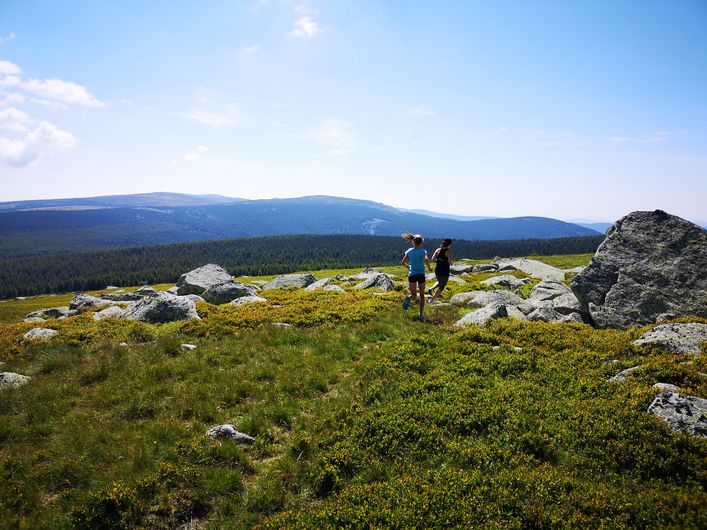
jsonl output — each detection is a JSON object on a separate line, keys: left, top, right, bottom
{"left": 408, "top": 273, "right": 426, "bottom": 284}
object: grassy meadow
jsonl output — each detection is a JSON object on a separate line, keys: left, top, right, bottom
{"left": 1, "top": 255, "right": 706, "bottom": 529}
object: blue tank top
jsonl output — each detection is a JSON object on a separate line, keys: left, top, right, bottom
{"left": 405, "top": 247, "right": 427, "bottom": 276}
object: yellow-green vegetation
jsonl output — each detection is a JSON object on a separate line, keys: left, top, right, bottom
{"left": 530, "top": 253, "right": 595, "bottom": 269}
{"left": 2, "top": 254, "right": 705, "bottom": 529}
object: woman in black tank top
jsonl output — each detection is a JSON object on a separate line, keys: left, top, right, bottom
{"left": 428, "top": 239, "right": 453, "bottom": 301}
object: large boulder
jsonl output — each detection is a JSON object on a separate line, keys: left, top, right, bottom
{"left": 262, "top": 273, "right": 316, "bottom": 290}
{"left": 451, "top": 263, "right": 477, "bottom": 274}
{"left": 648, "top": 392, "right": 707, "bottom": 438}
{"left": 633, "top": 323, "right": 707, "bottom": 356}
{"left": 354, "top": 274, "right": 394, "bottom": 291}
{"left": 493, "top": 258, "right": 565, "bottom": 281}
{"left": 0, "top": 372, "right": 31, "bottom": 390}
{"left": 202, "top": 282, "right": 257, "bottom": 305}
{"left": 571, "top": 210, "right": 707, "bottom": 329}
{"left": 70, "top": 293, "right": 111, "bottom": 310}
{"left": 121, "top": 292, "right": 200, "bottom": 323}
{"left": 454, "top": 304, "right": 507, "bottom": 327}
{"left": 306, "top": 278, "right": 334, "bottom": 290}
{"left": 25, "top": 307, "right": 78, "bottom": 320}
{"left": 480, "top": 275, "right": 529, "bottom": 290}
{"left": 176, "top": 264, "right": 233, "bottom": 296}
{"left": 101, "top": 292, "right": 144, "bottom": 302}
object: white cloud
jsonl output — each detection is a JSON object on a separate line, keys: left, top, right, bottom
{"left": 0, "top": 75, "right": 21, "bottom": 87}
{"left": 0, "top": 107, "right": 32, "bottom": 132}
{"left": 291, "top": 16, "right": 320, "bottom": 38}
{"left": 0, "top": 32, "right": 16, "bottom": 45}
{"left": 310, "top": 119, "right": 359, "bottom": 154}
{"left": 408, "top": 106, "right": 435, "bottom": 116}
{"left": 0, "top": 121, "right": 76, "bottom": 167}
{"left": 184, "top": 145, "right": 209, "bottom": 161}
{"left": 0, "top": 60, "right": 21, "bottom": 75}
{"left": 0, "top": 93, "right": 26, "bottom": 106}
{"left": 180, "top": 104, "right": 243, "bottom": 127}
{"left": 243, "top": 44, "right": 261, "bottom": 53}
{"left": 22, "top": 78, "right": 104, "bottom": 107}
{"left": 295, "top": 4, "right": 316, "bottom": 14}
{"left": 608, "top": 130, "right": 675, "bottom": 144}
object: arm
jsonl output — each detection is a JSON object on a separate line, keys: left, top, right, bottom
{"left": 431, "top": 248, "right": 440, "bottom": 262}
{"left": 447, "top": 249, "right": 454, "bottom": 265}
{"left": 401, "top": 255, "right": 409, "bottom": 267}
{"left": 424, "top": 253, "right": 432, "bottom": 271}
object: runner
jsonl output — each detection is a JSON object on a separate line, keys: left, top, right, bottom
{"left": 429, "top": 238, "right": 453, "bottom": 301}
{"left": 401, "top": 232, "right": 433, "bottom": 321}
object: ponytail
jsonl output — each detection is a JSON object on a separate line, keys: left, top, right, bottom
{"left": 402, "top": 232, "right": 424, "bottom": 246}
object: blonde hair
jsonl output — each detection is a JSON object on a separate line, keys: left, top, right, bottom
{"left": 402, "top": 232, "right": 424, "bottom": 246}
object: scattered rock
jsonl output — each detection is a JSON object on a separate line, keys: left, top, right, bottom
{"left": 166, "top": 286, "right": 179, "bottom": 295}
{"left": 70, "top": 293, "right": 111, "bottom": 310}
{"left": 505, "top": 305, "right": 528, "bottom": 321}
{"left": 271, "top": 322, "right": 292, "bottom": 327}
{"left": 262, "top": 273, "right": 317, "bottom": 290}
{"left": 182, "top": 294, "right": 206, "bottom": 304}
{"left": 100, "top": 292, "right": 144, "bottom": 302}
{"left": 452, "top": 263, "right": 478, "bottom": 274}
{"left": 492, "top": 258, "right": 565, "bottom": 280}
{"left": 633, "top": 323, "right": 707, "bottom": 356}
{"left": 25, "top": 307, "right": 78, "bottom": 320}
{"left": 0, "top": 372, "right": 31, "bottom": 390}
{"left": 121, "top": 292, "right": 201, "bottom": 323}
{"left": 23, "top": 316, "right": 46, "bottom": 323}
{"left": 355, "top": 274, "right": 395, "bottom": 291}
{"left": 176, "top": 264, "right": 233, "bottom": 296}
{"left": 202, "top": 282, "right": 258, "bottom": 305}
{"left": 105, "top": 285, "right": 119, "bottom": 290}
{"left": 306, "top": 278, "right": 334, "bottom": 290}
{"left": 653, "top": 383, "right": 680, "bottom": 393}
{"left": 648, "top": 392, "right": 707, "bottom": 438}
{"left": 135, "top": 285, "right": 157, "bottom": 296}
{"left": 450, "top": 290, "right": 534, "bottom": 315}
{"left": 116, "top": 342, "right": 128, "bottom": 347}
{"left": 23, "top": 328, "right": 58, "bottom": 341}
{"left": 454, "top": 304, "right": 508, "bottom": 327}
{"left": 571, "top": 210, "right": 707, "bottom": 329}
{"left": 608, "top": 365, "right": 641, "bottom": 383}
{"left": 181, "top": 343, "right": 197, "bottom": 350}
{"left": 324, "top": 285, "right": 346, "bottom": 293}
{"left": 560, "top": 312, "right": 584, "bottom": 323}
{"left": 529, "top": 279, "right": 572, "bottom": 302}
{"left": 480, "top": 275, "right": 529, "bottom": 290}
{"left": 93, "top": 306, "right": 125, "bottom": 321}
{"left": 206, "top": 424, "right": 256, "bottom": 444}
{"left": 230, "top": 295, "right": 268, "bottom": 306}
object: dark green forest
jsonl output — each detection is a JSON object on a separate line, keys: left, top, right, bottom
{"left": 0, "top": 234, "right": 603, "bottom": 298}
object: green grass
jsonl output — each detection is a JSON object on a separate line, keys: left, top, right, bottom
{"left": 1, "top": 253, "right": 705, "bottom": 529}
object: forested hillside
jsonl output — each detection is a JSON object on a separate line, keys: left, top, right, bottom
{"left": 0, "top": 234, "right": 603, "bottom": 298}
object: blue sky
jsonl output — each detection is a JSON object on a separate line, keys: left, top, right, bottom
{"left": 0, "top": 0, "right": 705, "bottom": 222}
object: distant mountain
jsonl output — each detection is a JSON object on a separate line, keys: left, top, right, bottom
{"left": 575, "top": 222, "right": 612, "bottom": 234}
{"left": 0, "top": 194, "right": 601, "bottom": 258}
{"left": 400, "top": 208, "right": 497, "bottom": 222}
{"left": 0, "top": 191, "right": 242, "bottom": 211}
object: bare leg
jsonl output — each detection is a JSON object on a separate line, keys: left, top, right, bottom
{"left": 409, "top": 282, "right": 418, "bottom": 304}
{"left": 419, "top": 282, "right": 425, "bottom": 316}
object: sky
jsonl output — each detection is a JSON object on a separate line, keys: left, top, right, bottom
{"left": 0, "top": 0, "right": 705, "bottom": 223}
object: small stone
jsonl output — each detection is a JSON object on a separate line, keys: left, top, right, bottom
{"left": 0, "top": 372, "right": 31, "bottom": 390}
{"left": 230, "top": 295, "right": 268, "bottom": 306}
{"left": 23, "top": 328, "right": 58, "bottom": 341}
{"left": 181, "top": 343, "right": 197, "bottom": 350}
{"left": 608, "top": 365, "right": 641, "bottom": 383}
{"left": 206, "top": 424, "right": 256, "bottom": 444}
{"left": 653, "top": 382, "right": 679, "bottom": 393}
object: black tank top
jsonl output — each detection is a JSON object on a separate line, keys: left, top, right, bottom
{"left": 435, "top": 248, "right": 450, "bottom": 275}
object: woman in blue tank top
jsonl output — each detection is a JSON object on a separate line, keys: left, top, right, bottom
{"left": 401, "top": 232, "right": 432, "bottom": 320}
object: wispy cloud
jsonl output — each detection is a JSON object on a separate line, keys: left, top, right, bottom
{"left": 309, "top": 119, "right": 359, "bottom": 155}
{"left": 21, "top": 78, "right": 104, "bottom": 107}
{"left": 295, "top": 4, "right": 316, "bottom": 15}
{"left": 0, "top": 60, "right": 21, "bottom": 75}
{"left": 0, "top": 32, "right": 16, "bottom": 45}
{"left": 607, "top": 130, "right": 677, "bottom": 144}
{"left": 180, "top": 105, "right": 243, "bottom": 127}
{"left": 291, "top": 16, "right": 320, "bottom": 38}
{"left": 0, "top": 121, "right": 76, "bottom": 167}
{"left": 184, "top": 145, "right": 209, "bottom": 162}
{"left": 243, "top": 44, "right": 261, "bottom": 53}
{"left": 408, "top": 106, "right": 435, "bottom": 117}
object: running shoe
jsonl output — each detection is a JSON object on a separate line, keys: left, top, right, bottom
{"left": 402, "top": 296, "right": 411, "bottom": 310}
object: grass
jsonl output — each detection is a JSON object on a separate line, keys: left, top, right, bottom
{"left": 1, "top": 252, "right": 704, "bottom": 529}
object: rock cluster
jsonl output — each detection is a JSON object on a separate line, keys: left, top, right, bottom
{"left": 571, "top": 210, "right": 707, "bottom": 329}
{"left": 262, "top": 273, "right": 316, "bottom": 290}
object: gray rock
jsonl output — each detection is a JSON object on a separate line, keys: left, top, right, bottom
{"left": 105, "top": 286, "right": 119, "bottom": 290}
{"left": 454, "top": 304, "right": 507, "bottom": 327}
{"left": 135, "top": 285, "right": 157, "bottom": 296}
{"left": 450, "top": 290, "right": 534, "bottom": 314}
{"left": 121, "top": 292, "right": 200, "bottom": 323}
{"left": 23, "top": 328, "right": 58, "bottom": 341}
{"left": 70, "top": 293, "right": 111, "bottom": 310}
{"left": 176, "top": 264, "right": 233, "bottom": 296}
{"left": 100, "top": 292, "right": 144, "bottom": 302}
{"left": 323, "top": 285, "right": 347, "bottom": 293}
{"left": 493, "top": 258, "right": 565, "bottom": 280}
{"left": 262, "top": 273, "right": 317, "bottom": 290}
{"left": 633, "top": 323, "right": 707, "bottom": 356}
{"left": 608, "top": 365, "right": 641, "bottom": 383}
{"left": 0, "top": 372, "right": 31, "bottom": 390}
{"left": 529, "top": 279, "right": 572, "bottom": 302}
{"left": 527, "top": 306, "right": 565, "bottom": 322}
{"left": 571, "top": 210, "right": 707, "bottom": 329}
{"left": 182, "top": 294, "right": 206, "bottom": 304}
{"left": 23, "top": 316, "right": 46, "bottom": 323}
{"left": 229, "top": 295, "right": 268, "bottom": 306}
{"left": 354, "top": 274, "right": 395, "bottom": 291}
{"left": 206, "top": 424, "right": 256, "bottom": 444}
{"left": 341, "top": 268, "right": 394, "bottom": 282}
{"left": 181, "top": 343, "right": 197, "bottom": 350}
{"left": 560, "top": 312, "right": 584, "bottom": 323}
{"left": 549, "top": 293, "right": 582, "bottom": 315}
{"left": 306, "top": 277, "right": 334, "bottom": 290}
{"left": 653, "top": 383, "right": 680, "bottom": 393}
{"left": 452, "top": 263, "right": 478, "bottom": 274}
{"left": 505, "top": 305, "right": 528, "bottom": 321}
{"left": 648, "top": 392, "right": 707, "bottom": 437}
{"left": 202, "top": 282, "right": 257, "bottom": 305}
{"left": 166, "top": 286, "right": 179, "bottom": 295}
{"left": 92, "top": 306, "right": 125, "bottom": 321}
{"left": 563, "top": 266, "right": 586, "bottom": 275}
{"left": 25, "top": 307, "right": 78, "bottom": 320}
{"left": 480, "top": 275, "right": 529, "bottom": 290}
